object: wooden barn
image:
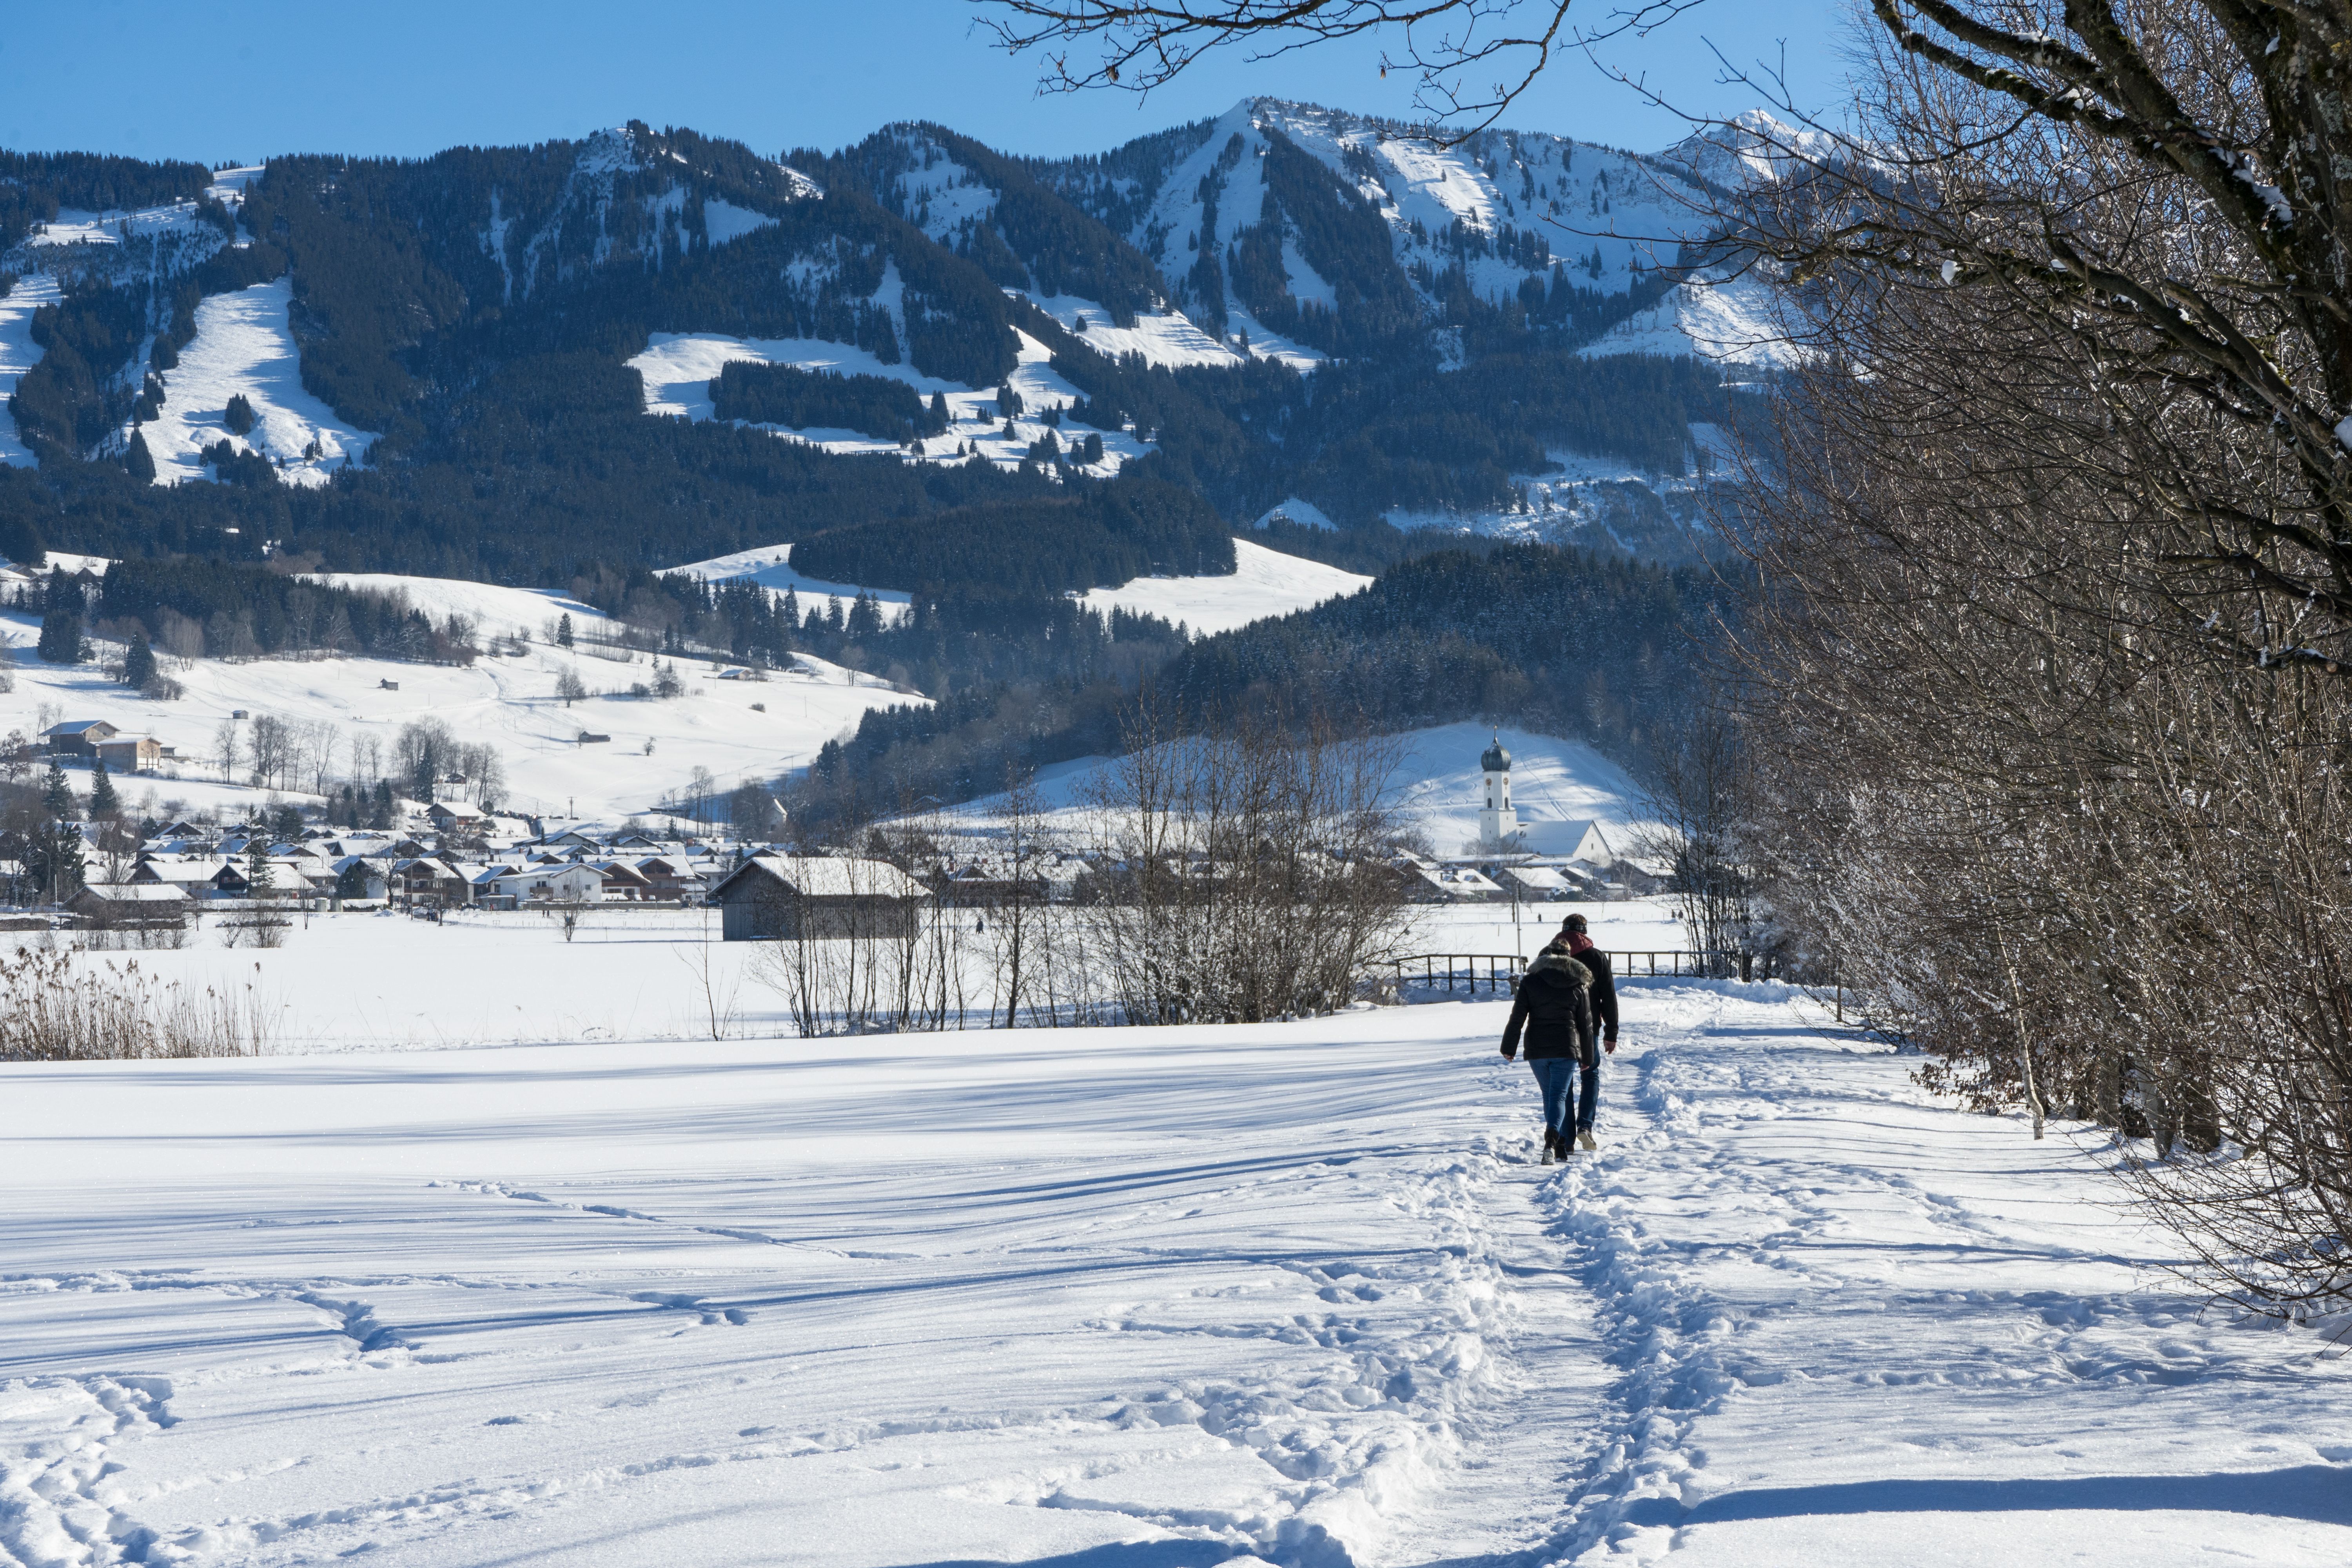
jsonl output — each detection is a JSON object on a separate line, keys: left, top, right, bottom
{"left": 710, "top": 855, "right": 930, "bottom": 942}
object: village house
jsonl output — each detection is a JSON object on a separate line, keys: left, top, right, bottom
{"left": 480, "top": 863, "right": 604, "bottom": 909}
{"left": 40, "top": 720, "right": 119, "bottom": 757}
{"left": 391, "top": 858, "right": 468, "bottom": 908}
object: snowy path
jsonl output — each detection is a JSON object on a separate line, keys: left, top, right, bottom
{"left": 1, "top": 984, "right": 2344, "bottom": 1566}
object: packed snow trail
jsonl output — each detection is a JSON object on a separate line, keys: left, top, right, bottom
{"left": 0, "top": 983, "right": 2344, "bottom": 1567}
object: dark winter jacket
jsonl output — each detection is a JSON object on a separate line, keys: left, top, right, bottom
{"left": 1568, "top": 936, "right": 1620, "bottom": 1044}
{"left": 1501, "top": 947, "right": 1596, "bottom": 1063}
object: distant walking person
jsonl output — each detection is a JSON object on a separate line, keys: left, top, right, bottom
{"left": 1559, "top": 913, "right": 1620, "bottom": 1149}
{"left": 1499, "top": 936, "right": 1596, "bottom": 1163}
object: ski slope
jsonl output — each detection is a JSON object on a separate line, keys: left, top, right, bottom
{"left": 3, "top": 976, "right": 2340, "bottom": 1566}
{"left": 140, "top": 279, "right": 380, "bottom": 487}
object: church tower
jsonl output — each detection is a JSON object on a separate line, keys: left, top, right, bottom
{"left": 1478, "top": 733, "right": 1518, "bottom": 852}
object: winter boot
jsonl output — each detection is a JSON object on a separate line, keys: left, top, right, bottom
{"left": 1540, "top": 1129, "right": 1555, "bottom": 1165}
{"left": 1577, "top": 1129, "right": 1597, "bottom": 1152}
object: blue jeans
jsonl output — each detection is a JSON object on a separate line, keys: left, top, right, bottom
{"left": 1528, "top": 1057, "right": 1579, "bottom": 1134}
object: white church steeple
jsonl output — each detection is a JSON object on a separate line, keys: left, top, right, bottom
{"left": 1477, "top": 733, "right": 1518, "bottom": 852}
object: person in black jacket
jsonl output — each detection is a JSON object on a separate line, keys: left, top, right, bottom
{"left": 1559, "top": 913, "right": 1619, "bottom": 1149}
{"left": 1500, "top": 938, "right": 1596, "bottom": 1163}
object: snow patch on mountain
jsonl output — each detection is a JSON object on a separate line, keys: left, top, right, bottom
{"left": 0, "top": 272, "right": 62, "bottom": 466}
{"left": 1580, "top": 268, "right": 1804, "bottom": 367}
{"left": 894, "top": 142, "right": 998, "bottom": 243}
{"left": 701, "top": 197, "right": 777, "bottom": 248}
{"left": 626, "top": 329, "right": 1152, "bottom": 474}
{"left": 1027, "top": 293, "right": 1242, "bottom": 369}
{"left": 1078, "top": 538, "right": 1369, "bottom": 635}
{"left": 138, "top": 279, "right": 380, "bottom": 488}
{"left": 1252, "top": 497, "right": 1338, "bottom": 532}
{"left": 1225, "top": 303, "right": 1328, "bottom": 368}
{"left": 665, "top": 544, "right": 914, "bottom": 626}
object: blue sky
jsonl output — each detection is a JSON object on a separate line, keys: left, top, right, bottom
{"left": 2, "top": 1, "right": 1851, "bottom": 164}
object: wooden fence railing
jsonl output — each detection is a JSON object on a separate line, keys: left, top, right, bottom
{"left": 1390, "top": 949, "right": 1836, "bottom": 1008}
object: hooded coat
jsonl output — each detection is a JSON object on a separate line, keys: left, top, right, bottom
{"left": 1500, "top": 946, "right": 1596, "bottom": 1063}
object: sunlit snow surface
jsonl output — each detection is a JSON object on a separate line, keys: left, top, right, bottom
{"left": 1077, "top": 538, "right": 1366, "bottom": 636}
{"left": 626, "top": 329, "right": 1151, "bottom": 473}
{"left": 1581, "top": 270, "right": 1811, "bottom": 368}
{"left": 665, "top": 544, "right": 914, "bottom": 624}
{"left": 0, "top": 602, "right": 914, "bottom": 823}
{"left": 141, "top": 279, "right": 381, "bottom": 487}
{"left": 2, "top": 958, "right": 2343, "bottom": 1566}
{"left": 0, "top": 273, "right": 62, "bottom": 466}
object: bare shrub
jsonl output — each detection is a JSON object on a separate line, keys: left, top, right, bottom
{"left": 1074, "top": 704, "right": 1415, "bottom": 1025}
{"left": 0, "top": 948, "right": 278, "bottom": 1060}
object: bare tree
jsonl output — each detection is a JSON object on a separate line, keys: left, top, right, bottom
{"left": 1717, "top": 10, "right": 2352, "bottom": 1310}
{"left": 1635, "top": 703, "right": 1756, "bottom": 975}
{"left": 975, "top": 0, "right": 1698, "bottom": 138}
{"left": 1076, "top": 701, "right": 1416, "bottom": 1025}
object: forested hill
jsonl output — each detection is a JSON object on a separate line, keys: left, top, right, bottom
{"left": 1, "top": 105, "right": 1759, "bottom": 806}
{"left": 0, "top": 103, "right": 1750, "bottom": 585}
{"left": 784, "top": 541, "right": 1730, "bottom": 829}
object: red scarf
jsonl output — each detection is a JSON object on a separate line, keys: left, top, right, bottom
{"left": 1567, "top": 932, "right": 1595, "bottom": 956}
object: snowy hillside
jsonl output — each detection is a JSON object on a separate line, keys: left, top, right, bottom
{"left": 1113, "top": 99, "right": 1717, "bottom": 328}
{"left": 626, "top": 328, "right": 1149, "bottom": 473}
{"left": 1077, "top": 537, "right": 1368, "bottom": 635}
{"left": 663, "top": 544, "right": 914, "bottom": 624}
{"left": 0, "top": 603, "right": 914, "bottom": 824}
{"left": 0, "top": 273, "right": 61, "bottom": 467}
{"left": 139, "top": 279, "right": 379, "bottom": 486}
{"left": 1581, "top": 268, "right": 1806, "bottom": 368}
{"left": 5, "top": 968, "right": 2340, "bottom": 1564}
{"left": 939, "top": 719, "right": 1647, "bottom": 855}
{"left": 1394, "top": 722, "right": 1653, "bottom": 855}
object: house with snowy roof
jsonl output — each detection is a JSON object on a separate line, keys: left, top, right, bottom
{"left": 710, "top": 855, "right": 930, "bottom": 941}
{"left": 41, "top": 720, "right": 120, "bottom": 757}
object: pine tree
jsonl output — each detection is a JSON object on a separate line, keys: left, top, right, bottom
{"left": 126, "top": 431, "right": 156, "bottom": 483}
{"left": 370, "top": 779, "right": 394, "bottom": 830}
{"left": 36, "top": 609, "right": 85, "bottom": 664}
{"left": 225, "top": 394, "right": 256, "bottom": 435}
{"left": 123, "top": 630, "right": 157, "bottom": 690}
{"left": 847, "top": 590, "right": 883, "bottom": 639}
{"left": 556, "top": 613, "right": 574, "bottom": 648}
{"left": 42, "top": 760, "right": 74, "bottom": 820}
{"left": 88, "top": 756, "right": 119, "bottom": 818}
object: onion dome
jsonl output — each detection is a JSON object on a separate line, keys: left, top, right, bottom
{"left": 1480, "top": 733, "right": 1511, "bottom": 773}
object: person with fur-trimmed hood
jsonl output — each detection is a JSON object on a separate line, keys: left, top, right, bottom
{"left": 1499, "top": 935, "right": 1597, "bottom": 1163}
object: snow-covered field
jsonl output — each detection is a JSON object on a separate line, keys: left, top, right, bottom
{"left": 0, "top": 606, "right": 914, "bottom": 824}
{"left": 139, "top": 279, "right": 379, "bottom": 488}
{"left": 1077, "top": 539, "right": 1367, "bottom": 636}
{"left": 6, "top": 976, "right": 2341, "bottom": 1566}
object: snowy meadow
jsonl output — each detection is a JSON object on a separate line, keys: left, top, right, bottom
{"left": 2, "top": 918, "right": 2345, "bottom": 1566}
